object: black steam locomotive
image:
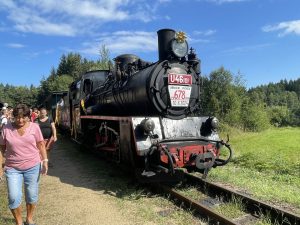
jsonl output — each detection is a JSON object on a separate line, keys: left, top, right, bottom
{"left": 56, "top": 28, "right": 232, "bottom": 180}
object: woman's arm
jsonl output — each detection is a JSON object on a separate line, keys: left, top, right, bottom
{"left": 51, "top": 122, "right": 57, "bottom": 142}
{"left": 37, "top": 141, "right": 48, "bottom": 175}
{"left": 0, "top": 145, "right": 5, "bottom": 178}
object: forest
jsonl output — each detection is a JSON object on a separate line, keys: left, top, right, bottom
{"left": 0, "top": 48, "right": 299, "bottom": 132}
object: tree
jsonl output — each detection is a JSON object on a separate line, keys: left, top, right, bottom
{"left": 267, "top": 106, "right": 290, "bottom": 127}
{"left": 66, "top": 53, "right": 82, "bottom": 79}
{"left": 57, "top": 54, "right": 68, "bottom": 76}
{"left": 241, "top": 98, "right": 270, "bottom": 131}
{"left": 98, "top": 45, "right": 113, "bottom": 70}
{"left": 201, "top": 67, "right": 246, "bottom": 128}
{"left": 249, "top": 78, "right": 300, "bottom": 126}
{"left": 37, "top": 74, "right": 73, "bottom": 105}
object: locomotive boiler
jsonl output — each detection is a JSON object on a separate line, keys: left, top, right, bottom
{"left": 85, "top": 29, "right": 200, "bottom": 120}
{"left": 56, "top": 28, "right": 232, "bottom": 180}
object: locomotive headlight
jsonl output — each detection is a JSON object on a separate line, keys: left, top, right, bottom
{"left": 211, "top": 117, "right": 219, "bottom": 130}
{"left": 141, "top": 118, "right": 155, "bottom": 133}
{"left": 171, "top": 39, "right": 188, "bottom": 58}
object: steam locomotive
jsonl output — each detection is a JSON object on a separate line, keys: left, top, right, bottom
{"left": 55, "top": 28, "right": 232, "bottom": 180}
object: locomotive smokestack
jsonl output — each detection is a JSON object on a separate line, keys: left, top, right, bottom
{"left": 157, "top": 29, "right": 175, "bottom": 61}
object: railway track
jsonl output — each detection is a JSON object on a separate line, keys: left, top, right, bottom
{"left": 152, "top": 173, "right": 300, "bottom": 225}
{"left": 157, "top": 183, "right": 238, "bottom": 225}
{"left": 184, "top": 173, "right": 300, "bottom": 224}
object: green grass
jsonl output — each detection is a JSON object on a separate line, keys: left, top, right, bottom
{"left": 175, "top": 186, "right": 207, "bottom": 201}
{"left": 210, "top": 127, "right": 300, "bottom": 212}
{"left": 228, "top": 127, "right": 300, "bottom": 176}
{"left": 255, "top": 217, "right": 280, "bottom": 225}
{"left": 215, "top": 197, "right": 245, "bottom": 219}
{"left": 0, "top": 182, "right": 15, "bottom": 225}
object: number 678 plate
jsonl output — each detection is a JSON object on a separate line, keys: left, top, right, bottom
{"left": 168, "top": 85, "right": 192, "bottom": 107}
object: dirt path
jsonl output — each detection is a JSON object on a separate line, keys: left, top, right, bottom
{"left": 34, "top": 138, "right": 142, "bottom": 225}
{"left": 1, "top": 137, "right": 207, "bottom": 225}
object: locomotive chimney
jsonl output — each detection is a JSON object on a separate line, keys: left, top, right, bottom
{"left": 157, "top": 29, "right": 175, "bottom": 61}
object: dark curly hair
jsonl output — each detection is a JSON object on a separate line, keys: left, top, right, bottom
{"left": 13, "top": 104, "right": 31, "bottom": 118}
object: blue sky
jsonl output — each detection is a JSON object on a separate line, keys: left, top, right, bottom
{"left": 0, "top": 0, "right": 299, "bottom": 89}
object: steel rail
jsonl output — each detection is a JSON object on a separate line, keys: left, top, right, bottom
{"left": 157, "top": 184, "right": 239, "bottom": 225}
{"left": 184, "top": 173, "right": 300, "bottom": 225}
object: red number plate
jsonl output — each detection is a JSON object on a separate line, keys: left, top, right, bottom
{"left": 168, "top": 74, "right": 192, "bottom": 85}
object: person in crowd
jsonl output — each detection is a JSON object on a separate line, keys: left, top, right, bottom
{"left": 30, "top": 107, "right": 39, "bottom": 122}
{"left": 36, "top": 107, "right": 57, "bottom": 163}
{"left": 0, "top": 107, "right": 8, "bottom": 167}
{"left": 0, "top": 103, "right": 48, "bottom": 225}
{"left": 7, "top": 106, "right": 13, "bottom": 122}
{"left": 0, "top": 107, "right": 9, "bottom": 132}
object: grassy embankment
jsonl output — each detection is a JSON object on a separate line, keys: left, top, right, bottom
{"left": 209, "top": 127, "right": 300, "bottom": 213}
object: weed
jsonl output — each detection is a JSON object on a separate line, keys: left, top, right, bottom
{"left": 215, "top": 196, "right": 245, "bottom": 219}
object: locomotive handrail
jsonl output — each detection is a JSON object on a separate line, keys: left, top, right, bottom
{"left": 213, "top": 142, "right": 233, "bottom": 167}
{"left": 161, "top": 146, "right": 175, "bottom": 175}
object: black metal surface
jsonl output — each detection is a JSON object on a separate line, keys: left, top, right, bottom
{"left": 157, "top": 29, "right": 175, "bottom": 61}
{"left": 86, "top": 60, "right": 200, "bottom": 119}
{"left": 81, "top": 28, "right": 201, "bottom": 120}
{"left": 185, "top": 173, "right": 300, "bottom": 225}
{"left": 114, "top": 54, "right": 140, "bottom": 70}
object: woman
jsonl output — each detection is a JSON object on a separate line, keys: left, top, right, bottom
{"left": 36, "top": 107, "right": 57, "bottom": 162}
{"left": 0, "top": 104, "right": 48, "bottom": 225}
{"left": 30, "top": 107, "right": 39, "bottom": 122}
{"left": 0, "top": 107, "right": 9, "bottom": 132}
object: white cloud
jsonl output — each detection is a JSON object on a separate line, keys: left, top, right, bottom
{"left": 25, "top": 0, "right": 130, "bottom": 21}
{"left": 221, "top": 43, "right": 272, "bottom": 55}
{"left": 0, "top": 0, "right": 166, "bottom": 36}
{"left": 165, "top": 15, "right": 171, "bottom": 20}
{"left": 11, "top": 12, "right": 77, "bottom": 36}
{"left": 80, "top": 31, "right": 157, "bottom": 55}
{"left": 189, "top": 38, "right": 211, "bottom": 44}
{"left": 262, "top": 20, "right": 300, "bottom": 37}
{"left": 23, "top": 49, "right": 55, "bottom": 60}
{"left": 204, "top": 0, "right": 248, "bottom": 4}
{"left": 193, "top": 29, "right": 216, "bottom": 36}
{"left": 79, "top": 29, "right": 216, "bottom": 56}
{"left": 187, "top": 29, "right": 216, "bottom": 44}
{"left": 6, "top": 43, "right": 26, "bottom": 48}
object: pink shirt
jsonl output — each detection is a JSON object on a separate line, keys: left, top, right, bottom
{"left": 0, "top": 122, "right": 44, "bottom": 170}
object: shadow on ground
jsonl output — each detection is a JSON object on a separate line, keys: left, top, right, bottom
{"left": 47, "top": 137, "right": 146, "bottom": 200}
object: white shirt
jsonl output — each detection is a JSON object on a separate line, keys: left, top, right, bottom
{"left": 1, "top": 115, "right": 8, "bottom": 126}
